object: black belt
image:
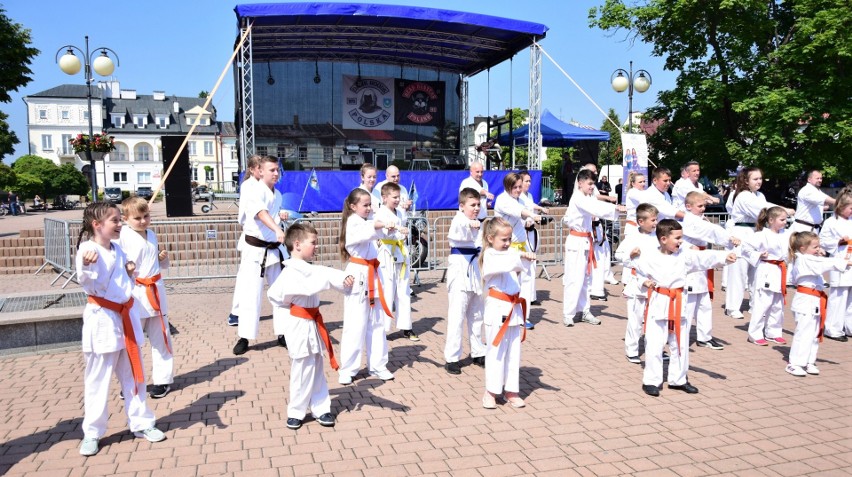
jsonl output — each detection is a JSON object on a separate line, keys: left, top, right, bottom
{"left": 734, "top": 222, "right": 756, "bottom": 227}
{"left": 244, "top": 235, "right": 285, "bottom": 277}
{"left": 794, "top": 219, "right": 821, "bottom": 230}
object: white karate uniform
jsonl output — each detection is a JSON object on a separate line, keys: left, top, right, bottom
{"left": 519, "top": 192, "right": 539, "bottom": 302}
{"left": 725, "top": 190, "right": 778, "bottom": 314}
{"left": 562, "top": 192, "right": 619, "bottom": 322}
{"left": 743, "top": 228, "right": 789, "bottom": 341}
{"left": 338, "top": 215, "right": 391, "bottom": 380}
{"left": 77, "top": 240, "right": 156, "bottom": 439}
{"left": 267, "top": 259, "right": 349, "bottom": 420}
{"left": 636, "top": 186, "right": 681, "bottom": 220}
{"left": 819, "top": 216, "right": 852, "bottom": 337}
{"left": 494, "top": 192, "right": 535, "bottom": 318}
{"left": 230, "top": 176, "right": 260, "bottom": 318}
{"left": 445, "top": 212, "right": 486, "bottom": 363}
{"left": 590, "top": 219, "right": 614, "bottom": 296}
{"left": 119, "top": 227, "right": 173, "bottom": 386}
{"left": 373, "top": 180, "right": 410, "bottom": 221}
{"left": 358, "top": 185, "right": 381, "bottom": 218}
{"left": 459, "top": 176, "right": 490, "bottom": 220}
{"left": 671, "top": 177, "right": 703, "bottom": 211}
{"left": 788, "top": 254, "right": 849, "bottom": 368}
{"left": 630, "top": 248, "right": 730, "bottom": 386}
{"left": 374, "top": 206, "right": 412, "bottom": 332}
{"left": 482, "top": 248, "right": 526, "bottom": 395}
{"left": 623, "top": 187, "right": 644, "bottom": 237}
{"left": 614, "top": 231, "right": 658, "bottom": 357}
{"left": 790, "top": 183, "right": 830, "bottom": 232}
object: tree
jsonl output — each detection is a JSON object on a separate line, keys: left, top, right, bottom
{"left": 12, "top": 155, "right": 58, "bottom": 196}
{"left": 0, "top": 7, "right": 39, "bottom": 160}
{"left": 198, "top": 91, "right": 209, "bottom": 99}
{"left": 597, "top": 108, "right": 623, "bottom": 167}
{"left": 0, "top": 162, "right": 15, "bottom": 190}
{"left": 589, "top": 0, "right": 852, "bottom": 182}
{"left": 542, "top": 147, "right": 566, "bottom": 189}
{"left": 52, "top": 164, "right": 89, "bottom": 196}
{"left": 489, "top": 107, "right": 528, "bottom": 168}
{"left": 12, "top": 171, "right": 42, "bottom": 199}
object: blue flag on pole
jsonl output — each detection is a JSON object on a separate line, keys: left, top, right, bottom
{"left": 409, "top": 181, "right": 419, "bottom": 207}
{"left": 308, "top": 169, "right": 320, "bottom": 192}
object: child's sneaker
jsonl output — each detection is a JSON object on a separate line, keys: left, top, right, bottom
{"left": 785, "top": 364, "right": 807, "bottom": 377}
{"left": 286, "top": 418, "right": 302, "bottom": 430}
{"left": 316, "top": 413, "right": 336, "bottom": 427}
{"left": 749, "top": 338, "right": 769, "bottom": 346}
{"left": 626, "top": 355, "right": 642, "bottom": 364}
{"left": 805, "top": 364, "right": 820, "bottom": 375}
{"left": 369, "top": 369, "right": 394, "bottom": 381}
{"left": 133, "top": 427, "right": 166, "bottom": 442}
{"left": 766, "top": 336, "right": 787, "bottom": 344}
{"left": 227, "top": 314, "right": 239, "bottom": 326}
{"left": 504, "top": 392, "right": 525, "bottom": 408}
{"left": 580, "top": 311, "right": 601, "bottom": 325}
{"left": 402, "top": 330, "right": 420, "bottom": 342}
{"left": 79, "top": 437, "right": 99, "bottom": 456}
{"left": 482, "top": 391, "right": 497, "bottom": 409}
{"left": 150, "top": 384, "right": 171, "bottom": 399}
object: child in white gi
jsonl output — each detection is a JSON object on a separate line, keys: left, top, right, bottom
{"left": 445, "top": 188, "right": 486, "bottom": 375}
{"left": 267, "top": 223, "right": 354, "bottom": 429}
{"left": 338, "top": 188, "right": 395, "bottom": 384}
{"left": 119, "top": 197, "right": 173, "bottom": 399}
{"left": 681, "top": 191, "right": 742, "bottom": 350}
{"left": 227, "top": 154, "right": 262, "bottom": 327}
{"left": 623, "top": 172, "right": 647, "bottom": 238}
{"left": 818, "top": 192, "right": 852, "bottom": 341}
{"left": 76, "top": 202, "right": 165, "bottom": 456}
{"left": 562, "top": 169, "right": 625, "bottom": 326}
{"left": 375, "top": 182, "right": 416, "bottom": 341}
{"left": 786, "top": 231, "right": 852, "bottom": 376}
{"left": 743, "top": 206, "right": 790, "bottom": 346}
{"left": 233, "top": 155, "right": 289, "bottom": 355}
{"left": 614, "top": 203, "right": 659, "bottom": 364}
{"left": 480, "top": 217, "right": 536, "bottom": 409}
{"left": 629, "top": 219, "right": 736, "bottom": 397}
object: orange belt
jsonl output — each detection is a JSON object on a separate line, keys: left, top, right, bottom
{"left": 87, "top": 295, "right": 144, "bottom": 394}
{"left": 626, "top": 220, "right": 638, "bottom": 227}
{"left": 762, "top": 259, "right": 788, "bottom": 304}
{"left": 349, "top": 257, "right": 394, "bottom": 319}
{"left": 796, "top": 286, "right": 828, "bottom": 343}
{"left": 644, "top": 286, "right": 684, "bottom": 356}
{"left": 696, "top": 246, "right": 715, "bottom": 300}
{"left": 290, "top": 304, "right": 338, "bottom": 370}
{"left": 569, "top": 230, "right": 596, "bottom": 275}
{"left": 487, "top": 289, "right": 527, "bottom": 346}
{"left": 135, "top": 273, "right": 171, "bottom": 354}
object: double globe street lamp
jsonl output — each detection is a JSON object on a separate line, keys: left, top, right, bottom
{"left": 610, "top": 61, "right": 652, "bottom": 133}
{"left": 56, "top": 36, "right": 119, "bottom": 201}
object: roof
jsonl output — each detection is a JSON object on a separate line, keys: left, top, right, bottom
{"left": 27, "top": 84, "right": 103, "bottom": 99}
{"left": 234, "top": 2, "right": 548, "bottom": 76}
{"left": 105, "top": 94, "right": 219, "bottom": 135}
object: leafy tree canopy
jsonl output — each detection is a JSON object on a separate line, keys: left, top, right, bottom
{"left": 52, "top": 163, "right": 90, "bottom": 196}
{"left": 0, "top": 7, "right": 39, "bottom": 161}
{"left": 12, "top": 154, "right": 58, "bottom": 196}
{"left": 0, "top": 162, "right": 15, "bottom": 190}
{"left": 597, "top": 108, "right": 623, "bottom": 167}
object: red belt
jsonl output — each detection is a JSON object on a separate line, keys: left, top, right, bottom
{"left": 349, "top": 257, "right": 394, "bottom": 319}
{"left": 569, "top": 230, "right": 596, "bottom": 275}
{"left": 290, "top": 304, "right": 338, "bottom": 370}
{"left": 644, "top": 286, "right": 684, "bottom": 356}
{"left": 487, "top": 289, "right": 527, "bottom": 347}
{"left": 87, "top": 295, "right": 144, "bottom": 394}
{"left": 696, "top": 246, "right": 715, "bottom": 300}
{"left": 135, "top": 273, "right": 171, "bottom": 354}
{"left": 796, "top": 286, "right": 828, "bottom": 342}
{"left": 762, "top": 259, "right": 787, "bottom": 304}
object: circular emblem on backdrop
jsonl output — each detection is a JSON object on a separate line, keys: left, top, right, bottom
{"left": 400, "top": 81, "right": 439, "bottom": 125}
{"left": 346, "top": 78, "right": 392, "bottom": 128}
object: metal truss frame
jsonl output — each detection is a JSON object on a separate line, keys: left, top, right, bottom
{"left": 459, "top": 75, "right": 469, "bottom": 164}
{"left": 239, "top": 26, "right": 255, "bottom": 164}
{"left": 527, "top": 44, "right": 542, "bottom": 170}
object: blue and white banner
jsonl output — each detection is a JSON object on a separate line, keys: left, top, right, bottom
{"left": 342, "top": 75, "right": 395, "bottom": 130}
{"left": 621, "top": 133, "right": 649, "bottom": 204}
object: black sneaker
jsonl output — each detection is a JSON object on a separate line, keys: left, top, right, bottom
{"left": 662, "top": 352, "right": 670, "bottom": 361}
{"left": 227, "top": 314, "right": 239, "bottom": 326}
{"left": 150, "top": 384, "right": 171, "bottom": 399}
{"left": 316, "top": 413, "right": 335, "bottom": 427}
{"left": 278, "top": 335, "right": 287, "bottom": 348}
{"left": 445, "top": 362, "right": 462, "bottom": 375}
{"left": 471, "top": 356, "right": 485, "bottom": 367}
{"left": 530, "top": 300, "right": 542, "bottom": 306}
{"left": 590, "top": 295, "right": 608, "bottom": 301}
{"left": 697, "top": 339, "right": 724, "bottom": 350}
{"left": 642, "top": 385, "right": 660, "bottom": 397}
{"left": 233, "top": 338, "right": 249, "bottom": 355}
{"left": 669, "top": 382, "right": 699, "bottom": 394}
{"left": 402, "top": 330, "right": 420, "bottom": 342}
{"left": 626, "top": 355, "right": 641, "bottom": 364}
{"left": 286, "top": 418, "right": 302, "bottom": 430}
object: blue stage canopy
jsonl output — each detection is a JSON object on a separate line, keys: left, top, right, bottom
{"left": 498, "top": 109, "right": 610, "bottom": 147}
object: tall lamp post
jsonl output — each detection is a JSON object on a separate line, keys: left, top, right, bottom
{"left": 56, "top": 36, "right": 119, "bottom": 201}
{"left": 610, "top": 61, "right": 652, "bottom": 133}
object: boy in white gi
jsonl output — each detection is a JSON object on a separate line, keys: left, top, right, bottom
{"left": 445, "top": 188, "right": 486, "bottom": 375}
{"left": 628, "top": 219, "right": 736, "bottom": 396}
{"left": 267, "top": 223, "right": 354, "bottom": 429}
{"left": 227, "top": 155, "right": 262, "bottom": 327}
{"left": 818, "top": 192, "right": 852, "bottom": 341}
{"left": 614, "top": 203, "right": 659, "bottom": 364}
{"left": 76, "top": 202, "right": 165, "bottom": 456}
{"left": 233, "top": 155, "right": 288, "bottom": 355}
{"left": 742, "top": 206, "right": 790, "bottom": 345}
{"left": 375, "top": 182, "right": 417, "bottom": 341}
{"left": 119, "top": 197, "right": 173, "bottom": 399}
{"left": 562, "top": 169, "right": 625, "bottom": 326}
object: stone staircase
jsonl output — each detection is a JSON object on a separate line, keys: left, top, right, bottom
{"left": 0, "top": 229, "right": 45, "bottom": 275}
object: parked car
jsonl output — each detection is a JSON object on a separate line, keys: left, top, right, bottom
{"left": 104, "top": 187, "right": 123, "bottom": 204}
{"left": 136, "top": 186, "right": 153, "bottom": 199}
{"left": 193, "top": 185, "right": 213, "bottom": 202}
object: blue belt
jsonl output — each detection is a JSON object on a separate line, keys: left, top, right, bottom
{"left": 451, "top": 247, "right": 480, "bottom": 276}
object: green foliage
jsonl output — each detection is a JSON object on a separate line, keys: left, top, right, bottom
{"left": 0, "top": 7, "right": 39, "bottom": 160}
{"left": 0, "top": 162, "right": 15, "bottom": 190}
{"left": 11, "top": 154, "right": 88, "bottom": 196}
{"left": 0, "top": 110, "right": 17, "bottom": 158}
{"left": 53, "top": 163, "right": 89, "bottom": 196}
{"left": 542, "top": 147, "right": 565, "bottom": 189}
{"left": 490, "top": 108, "right": 528, "bottom": 168}
{"left": 598, "top": 109, "right": 623, "bottom": 166}
{"left": 198, "top": 91, "right": 209, "bottom": 99}
{"left": 12, "top": 171, "right": 42, "bottom": 199}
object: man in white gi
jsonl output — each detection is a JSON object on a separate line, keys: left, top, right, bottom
{"left": 672, "top": 161, "right": 720, "bottom": 210}
{"left": 791, "top": 170, "right": 835, "bottom": 233}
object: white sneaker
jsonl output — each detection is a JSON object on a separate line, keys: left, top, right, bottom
{"left": 805, "top": 364, "right": 820, "bottom": 375}
{"left": 338, "top": 374, "right": 353, "bottom": 385}
{"left": 79, "top": 437, "right": 99, "bottom": 456}
{"left": 606, "top": 279, "right": 620, "bottom": 285}
{"left": 785, "top": 364, "right": 806, "bottom": 377}
{"left": 580, "top": 311, "right": 601, "bottom": 325}
{"left": 369, "top": 369, "right": 395, "bottom": 381}
{"left": 133, "top": 427, "right": 166, "bottom": 443}
{"left": 725, "top": 309, "right": 745, "bottom": 319}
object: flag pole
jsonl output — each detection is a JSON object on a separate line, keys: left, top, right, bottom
{"left": 297, "top": 169, "right": 313, "bottom": 213}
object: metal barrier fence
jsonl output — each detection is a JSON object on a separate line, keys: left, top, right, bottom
{"left": 36, "top": 218, "right": 79, "bottom": 287}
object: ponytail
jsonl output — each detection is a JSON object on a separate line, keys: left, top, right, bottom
{"left": 755, "top": 206, "right": 786, "bottom": 231}
{"left": 789, "top": 231, "right": 818, "bottom": 263}
{"left": 339, "top": 188, "right": 371, "bottom": 262}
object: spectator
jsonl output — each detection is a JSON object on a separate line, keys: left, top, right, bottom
{"left": 615, "top": 179, "right": 623, "bottom": 204}
{"left": 8, "top": 191, "right": 19, "bottom": 216}
{"left": 597, "top": 176, "right": 612, "bottom": 196}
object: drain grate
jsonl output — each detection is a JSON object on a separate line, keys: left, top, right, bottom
{"left": 0, "top": 292, "right": 88, "bottom": 313}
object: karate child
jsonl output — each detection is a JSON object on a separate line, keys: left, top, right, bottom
{"left": 119, "top": 197, "right": 174, "bottom": 399}
{"left": 76, "top": 202, "right": 165, "bottom": 456}
{"left": 562, "top": 169, "right": 625, "bottom": 326}
{"left": 444, "top": 187, "right": 486, "bottom": 375}
{"left": 614, "top": 203, "right": 660, "bottom": 364}
{"left": 681, "top": 191, "right": 742, "bottom": 350}
{"left": 227, "top": 154, "right": 262, "bottom": 327}
{"left": 818, "top": 192, "right": 852, "bottom": 341}
{"left": 786, "top": 231, "right": 852, "bottom": 376}
{"left": 375, "top": 182, "right": 417, "bottom": 341}
{"left": 267, "top": 223, "right": 354, "bottom": 429}
{"left": 232, "top": 155, "right": 289, "bottom": 355}
{"left": 480, "top": 217, "right": 536, "bottom": 409}
{"left": 338, "top": 188, "right": 395, "bottom": 384}
{"left": 743, "top": 206, "right": 790, "bottom": 346}
{"left": 628, "top": 219, "right": 736, "bottom": 397}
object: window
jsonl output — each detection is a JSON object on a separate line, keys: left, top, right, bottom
{"left": 112, "top": 143, "right": 129, "bottom": 161}
{"left": 256, "top": 145, "right": 268, "bottom": 156}
{"left": 156, "top": 116, "right": 167, "bottom": 128}
{"left": 204, "top": 141, "right": 214, "bottom": 156}
{"left": 41, "top": 134, "right": 52, "bottom": 151}
{"left": 38, "top": 110, "right": 47, "bottom": 120}
{"left": 205, "top": 168, "right": 214, "bottom": 181}
{"left": 83, "top": 110, "right": 89, "bottom": 120}
{"left": 323, "top": 147, "right": 333, "bottom": 163}
{"left": 111, "top": 114, "right": 125, "bottom": 128}
{"left": 298, "top": 146, "right": 308, "bottom": 161}
{"left": 137, "top": 171, "right": 151, "bottom": 183}
{"left": 188, "top": 142, "right": 197, "bottom": 156}
{"left": 133, "top": 115, "right": 146, "bottom": 128}
{"left": 61, "top": 110, "right": 70, "bottom": 120}
{"left": 113, "top": 172, "right": 128, "bottom": 182}
{"left": 191, "top": 167, "right": 198, "bottom": 181}
{"left": 134, "top": 143, "right": 152, "bottom": 161}
{"left": 61, "top": 134, "right": 72, "bottom": 155}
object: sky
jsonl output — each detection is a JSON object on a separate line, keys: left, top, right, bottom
{"left": 2, "top": 0, "right": 675, "bottom": 163}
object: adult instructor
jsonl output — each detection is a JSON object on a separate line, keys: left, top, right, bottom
{"left": 672, "top": 161, "right": 720, "bottom": 210}
{"left": 373, "top": 165, "right": 412, "bottom": 219}
{"left": 459, "top": 161, "right": 493, "bottom": 221}
{"left": 790, "top": 169, "right": 835, "bottom": 233}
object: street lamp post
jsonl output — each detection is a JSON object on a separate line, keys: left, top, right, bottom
{"left": 610, "top": 61, "right": 652, "bottom": 133}
{"left": 56, "top": 36, "right": 119, "bottom": 202}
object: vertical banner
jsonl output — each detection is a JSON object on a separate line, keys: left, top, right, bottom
{"left": 394, "top": 79, "right": 445, "bottom": 126}
{"left": 342, "top": 75, "right": 395, "bottom": 130}
{"left": 620, "top": 133, "right": 649, "bottom": 204}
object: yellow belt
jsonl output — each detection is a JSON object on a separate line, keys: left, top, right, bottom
{"left": 510, "top": 242, "right": 527, "bottom": 252}
{"left": 380, "top": 238, "right": 408, "bottom": 276}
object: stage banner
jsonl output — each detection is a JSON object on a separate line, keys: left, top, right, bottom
{"left": 394, "top": 79, "right": 445, "bottom": 126}
{"left": 621, "top": 133, "right": 649, "bottom": 204}
{"left": 342, "top": 75, "right": 395, "bottom": 130}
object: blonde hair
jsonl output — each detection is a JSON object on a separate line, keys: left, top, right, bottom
{"left": 120, "top": 196, "right": 149, "bottom": 217}
{"left": 478, "top": 216, "right": 512, "bottom": 273}
{"left": 756, "top": 206, "right": 787, "bottom": 231}
{"left": 789, "top": 231, "right": 818, "bottom": 263}
{"left": 339, "top": 188, "right": 372, "bottom": 262}
{"left": 834, "top": 191, "right": 852, "bottom": 216}
{"left": 684, "top": 190, "right": 707, "bottom": 207}
{"left": 627, "top": 171, "right": 645, "bottom": 192}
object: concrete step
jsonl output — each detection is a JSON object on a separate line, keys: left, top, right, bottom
{"left": 0, "top": 256, "right": 43, "bottom": 268}
{"left": 0, "top": 245, "right": 42, "bottom": 258}
{"left": 0, "top": 265, "right": 43, "bottom": 275}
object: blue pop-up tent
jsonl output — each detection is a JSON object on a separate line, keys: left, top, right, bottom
{"left": 498, "top": 109, "right": 610, "bottom": 147}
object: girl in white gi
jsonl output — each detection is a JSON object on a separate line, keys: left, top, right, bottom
{"left": 480, "top": 217, "right": 536, "bottom": 409}
{"left": 119, "top": 197, "right": 173, "bottom": 399}
{"left": 494, "top": 173, "right": 541, "bottom": 330}
{"left": 818, "top": 192, "right": 852, "bottom": 341}
{"left": 743, "top": 206, "right": 790, "bottom": 345}
{"left": 445, "top": 188, "right": 486, "bottom": 375}
{"left": 786, "top": 232, "right": 852, "bottom": 376}
{"left": 623, "top": 172, "right": 647, "bottom": 238}
{"left": 628, "top": 219, "right": 737, "bottom": 397}
{"left": 338, "top": 188, "right": 395, "bottom": 384}
{"left": 374, "top": 182, "right": 416, "bottom": 341}
{"left": 267, "top": 223, "right": 354, "bottom": 429}
{"left": 227, "top": 154, "right": 262, "bottom": 327}
{"left": 76, "top": 202, "right": 165, "bottom": 456}
{"left": 518, "top": 171, "right": 549, "bottom": 306}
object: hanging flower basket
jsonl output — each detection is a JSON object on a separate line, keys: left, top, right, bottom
{"left": 70, "top": 132, "right": 116, "bottom": 154}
